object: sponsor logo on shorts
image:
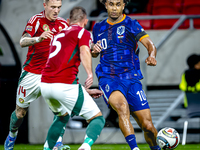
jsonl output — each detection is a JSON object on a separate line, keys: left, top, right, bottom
{"left": 141, "top": 102, "right": 147, "bottom": 106}
{"left": 105, "top": 84, "right": 110, "bottom": 92}
{"left": 19, "top": 98, "right": 24, "bottom": 104}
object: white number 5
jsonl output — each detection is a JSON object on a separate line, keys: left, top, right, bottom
{"left": 49, "top": 33, "right": 65, "bottom": 58}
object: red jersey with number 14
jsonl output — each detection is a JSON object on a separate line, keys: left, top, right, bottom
{"left": 41, "top": 25, "right": 92, "bottom": 84}
{"left": 22, "top": 11, "right": 69, "bottom": 74}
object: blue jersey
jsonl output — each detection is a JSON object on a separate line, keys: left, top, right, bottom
{"left": 93, "top": 14, "right": 149, "bottom": 80}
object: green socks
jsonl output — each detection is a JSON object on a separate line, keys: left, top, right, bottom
{"left": 84, "top": 116, "right": 105, "bottom": 146}
{"left": 10, "top": 111, "right": 23, "bottom": 133}
{"left": 44, "top": 115, "right": 105, "bottom": 149}
{"left": 44, "top": 115, "right": 69, "bottom": 149}
{"left": 53, "top": 115, "right": 65, "bottom": 141}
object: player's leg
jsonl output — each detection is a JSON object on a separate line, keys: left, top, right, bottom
{"left": 52, "top": 115, "right": 70, "bottom": 150}
{"left": 78, "top": 86, "right": 105, "bottom": 150}
{"left": 44, "top": 113, "right": 70, "bottom": 150}
{"left": 4, "top": 105, "right": 28, "bottom": 150}
{"left": 127, "top": 81, "right": 160, "bottom": 150}
{"left": 109, "top": 91, "right": 139, "bottom": 150}
{"left": 41, "top": 83, "right": 78, "bottom": 150}
{"left": 78, "top": 112, "right": 105, "bottom": 150}
{"left": 131, "top": 109, "right": 160, "bottom": 150}
{"left": 99, "top": 77, "right": 139, "bottom": 150}
{"left": 5, "top": 71, "right": 41, "bottom": 150}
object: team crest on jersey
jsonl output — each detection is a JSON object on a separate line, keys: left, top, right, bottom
{"left": 117, "top": 25, "right": 125, "bottom": 38}
{"left": 117, "top": 25, "right": 125, "bottom": 35}
{"left": 59, "top": 26, "right": 62, "bottom": 32}
{"left": 19, "top": 98, "right": 24, "bottom": 104}
{"left": 43, "top": 24, "right": 49, "bottom": 31}
{"left": 26, "top": 25, "right": 33, "bottom": 31}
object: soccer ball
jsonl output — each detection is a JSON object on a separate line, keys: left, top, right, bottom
{"left": 156, "top": 127, "right": 180, "bottom": 150}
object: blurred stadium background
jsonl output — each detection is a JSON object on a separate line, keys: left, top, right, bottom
{"left": 0, "top": 0, "right": 200, "bottom": 146}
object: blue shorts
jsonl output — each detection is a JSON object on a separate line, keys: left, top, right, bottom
{"left": 99, "top": 76, "right": 150, "bottom": 112}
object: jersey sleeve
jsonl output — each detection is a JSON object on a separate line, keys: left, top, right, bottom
{"left": 92, "top": 23, "right": 98, "bottom": 44}
{"left": 22, "top": 15, "right": 39, "bottom": 37}
{"left": 131, "top": 19, "right": 149, "bottom": 42}
{"left": 78, "top": 29, "right": 92, "bottom": 48}
{"left": 57, "top": 17, "right": 69, "bottom": 30}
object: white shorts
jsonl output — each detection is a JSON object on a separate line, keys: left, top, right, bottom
{"left": 40, "top": 83, "right": 101, "bottom": 120}
{"left": 16, "top": 69, "right": 42, "bottom": 108}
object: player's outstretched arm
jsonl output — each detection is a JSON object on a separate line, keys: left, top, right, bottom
{"left": 140, "top": 37, "right": 157, "bottom": 66}
{"left": 80, "top": 45, "right": 93, "bottom": 89}
{"left": 19, "top": 31, "right": 53, "bottom": 48}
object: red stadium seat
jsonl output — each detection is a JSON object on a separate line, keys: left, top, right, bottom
{"left": 182, "top": 0, "right": 200, "bottom": 29}
{"left": 147, "top": 0, "right": 183, "bottom": 14}
{"left": 145, "top": 0, "right": 154, "bottom": 14}
{"left": 153, "top": 18, "right": 180, "bottom": 29}
{"left": 152, "top": 0, "right": 182, "bottom": 15}
{"left": 174, "top": 0, "right": 184, "bottom": 13}
{"left": 152, "top": 0, "right": 185, "bottom": 29}
{"left": 128, "top": 13, "right": 152, "bottom": 30}
{"left": 183, "top": 0, "right": 200, "bottom": 14}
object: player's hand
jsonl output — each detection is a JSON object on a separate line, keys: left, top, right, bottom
{"left": 84, "top": 74, "right": 93, "bottom": 89}
{"left": 39, "top": 31, "right": 54, "bottom": 42}
{"left": 145, "top": 56, "right": 157, "bottom": 66}
{"left": 86, "top": 89, "right": 103, "bottom": 99}
{"left": 92, "top": 41, "right": 102, "bottom": 54}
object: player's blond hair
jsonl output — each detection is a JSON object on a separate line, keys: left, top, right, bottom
{"left": 44, "top": 0, "right": 62, "bottom": 3}
{"left": 69, "top": 7, "right": 87, "bottom": 24}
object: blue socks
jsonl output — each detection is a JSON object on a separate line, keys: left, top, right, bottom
{"left": 150, "top": 145, "right": 161, "bottom": 150}
{"left": 125, "top": 134, "right": 139, "bottom": 149}
{"left": 125, "top": 134, "right": 161, "bottom": 150}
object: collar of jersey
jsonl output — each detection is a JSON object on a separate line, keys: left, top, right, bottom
{"left": 107, "top": 14, "right": 126, "bottom": 25}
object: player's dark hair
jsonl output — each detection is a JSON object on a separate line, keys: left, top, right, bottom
{"left": 100, "top": 0, "right": 130, "bottom": 5}
{"left": 69, "top": 7, "right": 87, "bottom": 23}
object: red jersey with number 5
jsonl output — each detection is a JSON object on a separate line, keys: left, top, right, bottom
{"left": 41, "top": 25, "right": 92, "bottom": 84}
{"left": 22, "top": 11, "right": 69, "bottom": 74}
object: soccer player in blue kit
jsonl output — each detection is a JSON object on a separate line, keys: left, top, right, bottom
{"left": 92, "top": 0, "right": 161, "bottom": 150}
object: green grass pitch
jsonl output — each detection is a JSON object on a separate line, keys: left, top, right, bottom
{"left": 0, "top": 143, "right": 200, "bottom": 150}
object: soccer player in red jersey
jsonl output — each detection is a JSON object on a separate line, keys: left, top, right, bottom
{"left": 4, "top": 1, "right": 70, "bottom": 150}
{"left": 40, "top": 7, "right": 105, "bottom": 150}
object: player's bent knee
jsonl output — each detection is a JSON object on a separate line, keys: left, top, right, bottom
{"left": 85, "top": 115, "right": 105, "bottom": 143}
{"left": 142, "top": 121, "right": 155, "bottom": 133}
{"left": 116, "top": 105, "right": 130, "bottom": 118}
{"left": 87, "top": 111, "right": 103, "bottom": 123}
{"left": 111, "top": 101, "right": 129, "bottom": 114}
{"left": 94, "top": 115, "right": 105, "bottom": 125}
{"left": 15, "top": 109, "right": 27, "bottom": 119}
{"left": 88, "top": 116, "right": 105, "bottom": 132}
{"left": 56, "top": 114, "right": 70, "bottom": 123}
